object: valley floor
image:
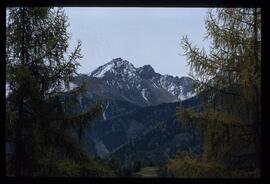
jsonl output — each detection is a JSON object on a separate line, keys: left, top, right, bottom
{"left": 132, "top": 167, "right": 159, "bottom": 178}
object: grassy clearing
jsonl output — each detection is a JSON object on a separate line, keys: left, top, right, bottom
{"left": 133, "top": 167, "right": 159, "bottom": 177}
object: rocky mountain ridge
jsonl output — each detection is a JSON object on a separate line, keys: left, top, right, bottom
{"left": 73, "top": 58, "right": 196, "bottom": 107}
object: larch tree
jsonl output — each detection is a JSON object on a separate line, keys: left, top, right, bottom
{"left": 175, "top": 8, "right": 261, "bottom": 177}
{"left": 6, "top": 7, "right": 106, "bottom": 176}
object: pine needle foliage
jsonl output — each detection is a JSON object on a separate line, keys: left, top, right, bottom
{"left": 5, "top": 7, "right": 114, "bottom": 176}
{"left": 172, "top": 8, "right": 261, "bottom": 178}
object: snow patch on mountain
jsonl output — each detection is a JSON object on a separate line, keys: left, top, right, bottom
{"left": 102, "top": 102, "right": 110, "bottom": 120}
{"left": 185, "top": 91, "right": 196, "bottom": 99}
{"left": 178, "top": 91, "right": 196, "bottom": 101}
{"left": 141, "top": 88, "right": 148, "bottom": 101}
{"left": 92, "top": 62, "right": 115, "bottom": 78}
{"left": 153, "top": 82, "right": 158, "bottom": 88}
{"left": 168, "top": 84, "right": 176, "bottom": 93}
{"left": 58, "top": 81, "right": 78, "bottom": 92}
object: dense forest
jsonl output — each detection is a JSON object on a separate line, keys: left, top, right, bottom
{"left": 5, "top": 7, "right": 260, "bottom": 177}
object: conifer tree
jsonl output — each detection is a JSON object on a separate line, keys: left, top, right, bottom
{"left": 6, "top": 7, "right": 105, "bottom": 176}
{"left": 175, "top": 8, "right": 261, "bottom": 177}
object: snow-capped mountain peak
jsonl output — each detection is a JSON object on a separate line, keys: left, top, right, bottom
{"left": 78, "top": 58, "right": 196, "bottom": 106}
{"left": 90, "top": 58, "right": 136, "bottom": 78}
{"left": 90, "top": 62, "right": 115, "bottom": 78}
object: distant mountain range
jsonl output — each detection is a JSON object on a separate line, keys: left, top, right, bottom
{"left": 73, "top": 58, "right": 196, "bottom": 107}
{"left": 67, "top": 58, "right": 202, "bottom": 165}
{"left": 5, "top": 58, "right": 201, "bottom": 165}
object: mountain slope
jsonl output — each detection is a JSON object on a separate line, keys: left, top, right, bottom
{"left": 109, "top": 114, "right": 202, "bottom": 166}
{"left": 82, "top": 96, "right": 202, "bottom": 161}
{"left": 108, "top": 96, "right": 202, "bottom": 165}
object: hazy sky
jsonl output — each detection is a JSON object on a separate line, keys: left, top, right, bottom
{"left": 65, "top": 8, "right": 210, "bottom": 77}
